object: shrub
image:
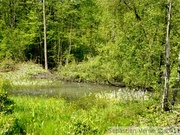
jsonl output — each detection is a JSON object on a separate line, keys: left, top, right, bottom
{"left": 73, "top": 121, "right": 99, "bottom": 135}
{"left": 0, "top": 79, "right": 25, "bottom": 135}
{"left": 0, "top": 58, "right": 16, "bottom": 72}
{"left": 0, "top": 78, "right": 12, "bottom": 93}
{"left": 0, "top": 79, "right": 14, "bottom": 114}
{"left": 0, "top": 115, "right": 25, "bottom": 135}
{"left": 15, "top": 61, "right": 50, "bottom": 79}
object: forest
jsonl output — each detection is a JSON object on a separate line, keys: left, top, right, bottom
{"left": 0, "top": 0, "right": 180, "bottom": 134}
{"left": 0, "top": 0, "right": 180, "bottom": 89}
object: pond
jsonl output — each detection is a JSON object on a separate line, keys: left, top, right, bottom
{"left": 10, "top": 81, "right": 149, "bottom": 101}
{"left": 10, "top": 82, "right": 120, "bottom": 100}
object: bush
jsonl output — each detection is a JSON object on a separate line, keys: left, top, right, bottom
{"left": 0, "top": 58, "right": 16, "bottom": 72}
{"left": 0, "top": 79, "right": 14, "bottom": 114}
{"left": 0, "top": 78, "right": 12, "bottom": 93}
{"left": 0, "top": 115, "right": 25, "bottom": 135}
{"left": 15, "top": 62, "right": 50, "bottom": 79}
{"left": 0, "top": 79, "right": 25, "bottom": 134}
{"left": 0, "top": 93, "right": 14, "bottom": 114}
{"left": 73, "top": 121, "right": 99, "bottom": 135}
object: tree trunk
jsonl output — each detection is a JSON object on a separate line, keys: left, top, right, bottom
{"left": 57, "top": 33, "right": 61, "bottom": 69}
{"left": 43, "top": 0, "right": 48, "bottom": 70}
{"left": 66, "top": 21, "right": 73, "bottom": 65}
{"left": 162, "top": 0, "right": 172, "bottom": 111}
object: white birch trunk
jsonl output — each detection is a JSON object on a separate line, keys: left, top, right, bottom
{"left": 162, "top": 0, "right": 172, "bottom": 111}
{"left": 43, "top": 0, "right": 48, "bottom": 70}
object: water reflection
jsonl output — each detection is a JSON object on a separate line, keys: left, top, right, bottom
{"left": 11, "top": 82, "right": 150, "bottom": 101}
{"left": 11, "top": 82, "right": 119, "bottom": 100}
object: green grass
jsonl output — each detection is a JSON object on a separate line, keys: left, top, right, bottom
{"left": 1, "top": 92, "right": 179, "bottom": 135}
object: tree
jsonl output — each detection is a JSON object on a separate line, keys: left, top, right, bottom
{"left": 0, "top": 0, "right": 38, "bottom": 61}
{"left": 43, "top": 0, "right": 48, "bottom": 70}
{"left": 162, "top": 0, "right": 172, "bottom": 111}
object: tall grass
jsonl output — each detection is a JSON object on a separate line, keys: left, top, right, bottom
{"left": 3, "top": 92, "right": 178, "bottom": 134}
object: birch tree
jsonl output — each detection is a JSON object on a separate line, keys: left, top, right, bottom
{"left": 162, "top": 0, "right": 172, "bottom": 111}
{"left": 43, "top": 0, "right": 48, "bottom": 70}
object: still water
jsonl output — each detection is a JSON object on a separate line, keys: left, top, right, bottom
{"left": 11, "top": 82, "right": 120, "bottom": 100}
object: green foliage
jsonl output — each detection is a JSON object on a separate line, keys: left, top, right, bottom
{"left": 0, "top": 58, "right": 16, "bottom": 72}
{"left": 0, "top": 78, "right": 12, "bottom": 93}
{"left": 0, "top": 0, "right": 180, "bottom": 133}
{"left": 15, "top": 62, "right": 49, "bottom": 78}
{"left": 0, "top": 79, "right": 24, "bottom": 135}
{"left": 0, "top": 93, "right": 14, "bottom": 114}
{"left": 72, "top": 120, "right": 100, "bottom": 135}
{"left": 73, "top": 94, "right": 109, "bottom": 110}
{"left": 59, "top": 58, "right": 106, "bottom": 83}
{"left": 0, "top": 79, "right": 14, "bottom": 114}
{"left": 0, "top": 62, "right": 62, "bottom": 89}
{"left": 0, "top": 0, "right": 180, "bottom": 89}
{"left": 1, "top": 91, "right": 177, "bottom": 134}
{"left": 0, "top": 116, "right": 25, "bottom": 135}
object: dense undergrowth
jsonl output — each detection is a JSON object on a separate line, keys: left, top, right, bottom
{"left": 58, "top": 58, "right": 162, "bottom": 92}
{"left": 0, "top": 62, "right": 179, "bottom": 134}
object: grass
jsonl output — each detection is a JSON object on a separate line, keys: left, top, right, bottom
{"left": 1, "top": 92, "right": 179, "bottom": 135}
